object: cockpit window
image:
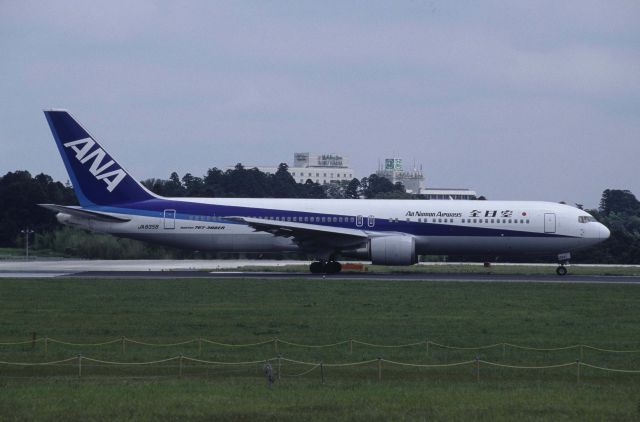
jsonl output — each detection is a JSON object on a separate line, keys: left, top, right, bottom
{"left": 578, "top": 216, "right": 597, "bottom": 223}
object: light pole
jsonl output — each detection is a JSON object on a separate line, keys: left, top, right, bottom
{"left": 20, "top": 228, "right": 34, "bottom": 260}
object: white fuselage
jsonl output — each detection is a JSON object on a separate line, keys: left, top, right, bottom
{"left": 57, "top": 198, "right": 609, "bottom": 258}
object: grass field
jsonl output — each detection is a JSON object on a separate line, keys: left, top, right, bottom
{"left": 211, "top": 262, "right": 640, "bottom": 276}
{"left": 1, "top": 277, "right": 640, "bottom": 420}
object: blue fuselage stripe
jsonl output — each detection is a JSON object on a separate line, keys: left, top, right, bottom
{"left": 88, "top": 199, "right": 572, "bottom": 239}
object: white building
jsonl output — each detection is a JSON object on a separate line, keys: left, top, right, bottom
{"left": 419, "top": 188, "right": 477, "bottom": 200}
{"left": 227, "top": 153, "right": 356, "bottom": 185}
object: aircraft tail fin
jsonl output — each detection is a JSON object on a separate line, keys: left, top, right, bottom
{"left": 44, "top": 110, "right": 155, "bottom": 206}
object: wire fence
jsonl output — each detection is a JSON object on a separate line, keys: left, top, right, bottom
{"left": 2, "top": 336, "right": 640, "bottom": 355}
{"left": 1, "top": 336, "right": 640, "bottom": 382}
{"left": 1, "top": 354, "right": 639, "bottom": 382}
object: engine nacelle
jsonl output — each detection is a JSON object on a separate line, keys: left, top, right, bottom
{"left": 370, "top": 236, "right": 417, "bottom": 266}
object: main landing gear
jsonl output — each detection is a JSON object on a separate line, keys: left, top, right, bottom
{"left": 309, "top": 261, "right": 342, "bottom": 274}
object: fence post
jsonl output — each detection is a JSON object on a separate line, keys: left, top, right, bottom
{"left": 31, "top": 332, "right": 37, "bottom": 349}
{"left": 576, "top": 360, "right": 580, "bottom": 384}
{"left": 78, "top": 354, "right": 82, "bottom": 378}
{"left": 44, "top": 336, "right": 48, "bottom": 355}
{"left": 426, "top": 339, "right": 429, "bottom": 357}
{"left": 198, "top": 338, "right": 202, "bottom": 357}
{"left": 349, "top": 338, "right": 353, "bottom": 355}
{"left": 580, "top": 345, "right": 584, "bottom": 361}
{"left": 179, "top": 355, "right": 184, "bottom": 378}
{"left": 502, "top": 343, "right": 506, "bottom": 359}
{"left": 320, "top": 361, "right": 324, "bottom": 384}
{"left": 277, "top": 354, "right": 282, "bottom": 381}
{"left": 377, "top": 357, "right": 382, "bottom": 382}
{"left": 274, "top": 338, "right": 279, "bottom": 354}
{"left": 122, "top": 336, "right": 126, "bottom": 354}
{"left": 475, "top": 356, "right": 480, "bottom": 383}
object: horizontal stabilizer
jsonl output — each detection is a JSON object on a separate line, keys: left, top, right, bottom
{"left": 38, "top": 204, "right": 131, "bottom": 222}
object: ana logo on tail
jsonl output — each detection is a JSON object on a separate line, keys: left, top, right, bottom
{"left": 64, "top": 138, "right": 127, "bottom": 192}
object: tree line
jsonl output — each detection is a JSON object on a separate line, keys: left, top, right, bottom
{"left": 140, "top": 163, "right": 410, "bottom": 200}
{"left": 0, "top": 167, "right": 638, "bottom": 264}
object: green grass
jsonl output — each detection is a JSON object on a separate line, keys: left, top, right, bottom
{"left": 0, "top": 247, "right": 68, "bottom": 260}
{"left": 1, "top": 278, "right": 640, "bottom": 420}
{"left": 211, "top": 263, "right": 640, "bottom": 276}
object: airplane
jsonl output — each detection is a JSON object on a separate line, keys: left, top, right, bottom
{"left": 40, "top": 110, "right": 610, "bottom": 276}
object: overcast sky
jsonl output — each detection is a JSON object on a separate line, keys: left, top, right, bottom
{"left": 1, "top": 1, "right": 638, "bottom": 207}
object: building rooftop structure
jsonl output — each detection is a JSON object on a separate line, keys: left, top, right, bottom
{"left": 374, "top": 157, "right": 477, "bottom": 199}
{"left": 375, "top": 158, "right": 425, "bottom": 194}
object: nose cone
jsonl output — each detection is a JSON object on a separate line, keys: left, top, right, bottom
{"left": 599, "top": 223, "right": 610, "bottom": 240}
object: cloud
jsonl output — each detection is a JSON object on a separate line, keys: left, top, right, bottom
{"left": 1, "top": 1, "right": 638, "bottom": 207}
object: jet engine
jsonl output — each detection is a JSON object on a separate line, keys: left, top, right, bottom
{"left": 370, "top": 235, "right": 417, "bottom": 266}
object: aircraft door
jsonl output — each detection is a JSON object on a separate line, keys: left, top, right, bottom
{"left": 544, "top": 213, "right": 556, "bottom": 233}
{"left": 367, "top": 215, "right": 375, "bottom": 228}
{"left": 356, "top": 215, "right": 363, "bottom": 227}
{"left": 163, "top": 209, "right": 176, "bottom": 229}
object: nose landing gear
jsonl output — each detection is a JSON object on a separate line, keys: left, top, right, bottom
{"left": 309, "top": 261, "right": 342, "bottom": 274}
{"left": 556, "top": 252, "right": 571, "bottom": 276}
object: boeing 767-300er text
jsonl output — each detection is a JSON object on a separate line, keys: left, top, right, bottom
{"left": 40, "top": 110, "right": 610, "bottom": 275}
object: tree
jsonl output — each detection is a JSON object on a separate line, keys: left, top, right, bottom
{"left": 181, "top": 173, "right": 205, "bottom": 196}
{"left": 272, "top": 163, "right": 298, "bottom": 198}
{"left": 0, "top": 171, "right": 75, "bottom": 246}
{"left": 345, "top": 178, "right": 361, "bottom": 199}
{"left": 362, "top": 174, "right": 406, "bottom": 199}
{"left": 599, "top": 189, "right": 640, "bottom": 216}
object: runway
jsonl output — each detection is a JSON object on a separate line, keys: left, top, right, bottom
{"left": 0, "top": 259, "right": 639, "bottom": 284}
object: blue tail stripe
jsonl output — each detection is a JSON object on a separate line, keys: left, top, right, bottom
{"left": 45, "top": 112, "right": 92, "bottom": 206}
{"left": 44, "top": 110, "right": 154, "bottom": 206}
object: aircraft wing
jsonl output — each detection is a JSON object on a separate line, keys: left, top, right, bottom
{"left": 38, "top": 204, "right": 131, "bottom": 222}
{"left": 226, "top": 216, "right": 369, "bottom": 250}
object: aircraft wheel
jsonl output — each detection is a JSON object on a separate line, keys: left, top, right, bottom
{"left": 310, "top": 261, "right": 324, "bottom": 274}
{"left": 556, "top": 265, "right": 567, "bottom": 276}
{"left": 325, "top": 261, "right": 342, "bottom": 274}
